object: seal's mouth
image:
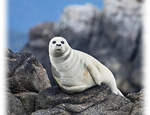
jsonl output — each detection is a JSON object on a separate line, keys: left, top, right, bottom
{"left": 56, "top": 49, "right": 61, "bottom": 51}
{"left": 56, "top": 47, "right": 62, "bottom": 52}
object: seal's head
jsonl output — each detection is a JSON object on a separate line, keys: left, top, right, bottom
{"left": 49, "top": 37, "right": 70, "bottom": 57}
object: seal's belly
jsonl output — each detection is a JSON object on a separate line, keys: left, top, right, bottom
{"left": 52, "top": 52, "right": 96, "bottom": 89}
{"left": 56, "top": 68, "right": 95, "bottom": 87}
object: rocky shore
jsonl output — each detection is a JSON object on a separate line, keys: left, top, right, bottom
{"left": 7, "top": 49, "right": 143, "bottom": 115}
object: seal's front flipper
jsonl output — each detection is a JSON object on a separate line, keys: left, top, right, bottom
{"left": 87, "top": 64, "right": 102, "bottom": 85}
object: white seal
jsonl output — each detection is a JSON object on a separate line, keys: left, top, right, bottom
{"left": 49, "top": 37, "right": 124, "bottom": 96}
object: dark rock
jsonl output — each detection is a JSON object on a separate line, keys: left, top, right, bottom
{"left": 7, "top": 49, "right": 50, "bottom": 94}
{"left": 22, "top": 22, "right": 58, "bottom": 87}
{"left": 127, "top": 89, "right": 144, "bottom": 115}
{"left": 130, "top": 100, "right": 143, "bottom": 115}
{"left": 31, "top": 108, "right": 70, "bottom": 115}
{"left": 34, "top": 84, "right": 134, "bottom": 115}
{"left": 15, "top": 92, "right": 38, "bottom": 115}
{"left": 7, "top": 93, "right": 27, "bottom": 115}
{"left": 29, "top": 22, "right": 58, "bottom": 48}
{"left": 127, "top": 89, "right": 143, "bottom": 103}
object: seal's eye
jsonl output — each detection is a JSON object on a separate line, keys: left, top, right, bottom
{"left": 52, "top": 41, "right": 56, "bottom": 44}
{"left": 61, "top": 41, "right": 64, "bottom": 44}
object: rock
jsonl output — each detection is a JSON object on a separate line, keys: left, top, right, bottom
{"left": 22, "top": 0, "right": 142, "bottom": 94}
{"left": 58, "top": 3, "right": 101, "bottom": 53}
{"left": 15, "top": 92, "right": 38, "bottom": 115}
{"left": 127, "top": 89, "right": 144, "bottom": 115}
{"left": 7, "top": 49, "right": 50, "bottom": 94}
{"left": 6, "top": 48, "right": 143, "bottom": 114}
{"left": 7, "top": 93, "right": 27, "bottom": 115}
{"left": 34, "top": 84, "right": 134, "bottom": 115}
{"left": 130, "top": 101, "right": 143, "bottom": 115}
{"left": 28, "top": 22, "right": 58, "bottom": 48}
{"left": 127, "top": 88, "right": 143, "bottom": 103}
{"left": 22, "top": 22, "right": 58, "bottom": 86}
{"left": 90, "top": 0, "right": 142, "bottom": 94}
{"left": 31, "top": 108, "right": 70, "bottom": 115}
{"left": 59, "top": 3, "right": 100, "bottom": 35}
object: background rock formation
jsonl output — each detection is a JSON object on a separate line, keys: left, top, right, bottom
{"left": 23, "top": 0, "right": 143, "bottom": 95}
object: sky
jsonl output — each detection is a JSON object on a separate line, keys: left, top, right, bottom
{"left": 9, "top": 0, "right": 103, "bottom": 33}
{"left": 8, "top": 0, "right": 103, "bottom": 52}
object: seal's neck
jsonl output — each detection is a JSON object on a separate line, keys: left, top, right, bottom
{"left": 51, "top": 48, "right": 72, "bottom": 64}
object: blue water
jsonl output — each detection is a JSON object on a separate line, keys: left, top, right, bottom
{"left": 8, "top": 0, "right": 103, "bottom": 52}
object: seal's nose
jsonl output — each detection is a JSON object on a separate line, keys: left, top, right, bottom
{"left": 56, "top": 44, "right": 61, "bottom": 46}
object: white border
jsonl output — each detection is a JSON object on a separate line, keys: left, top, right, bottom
{"left": 0, "top": 0, "right": 7, "bottom": 114}
{"left": 0, "top": 0, "right": 149, "bottom": 114}
{"left": 144, "top": 0, "right": 150, "bottom": 114}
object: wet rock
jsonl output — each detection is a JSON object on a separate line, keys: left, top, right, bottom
{"left": 7, "top": 49, "right": 50, "bottom": 94}
{"left": 7, "top": 93, "right": 27, "bottom": 115}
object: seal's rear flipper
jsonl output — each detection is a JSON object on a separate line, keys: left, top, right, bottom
{"left": 117, "top": 89, "right": 124, "bottom": 97}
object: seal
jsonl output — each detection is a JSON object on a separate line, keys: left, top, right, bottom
{"left": 49, "top": 37, "right": 124, "bottom": 96}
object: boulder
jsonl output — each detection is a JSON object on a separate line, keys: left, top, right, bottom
{"left": 7, "top": 49, "right": 50, "bottom": 94}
